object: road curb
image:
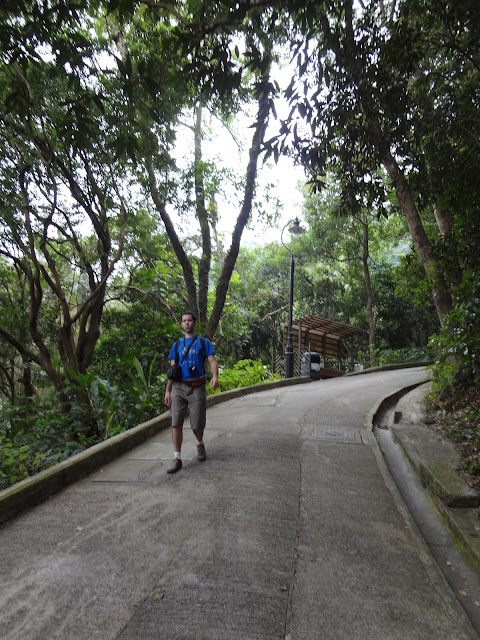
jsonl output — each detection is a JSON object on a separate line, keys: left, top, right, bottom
{"left": 0, "top": 376, "right": 310, "bottom": 525}
{"left": 420, "top": 461, "right": 480, "bottom": 509}
{"left": 377, "top": 382, "right": 480, "bottom": 572}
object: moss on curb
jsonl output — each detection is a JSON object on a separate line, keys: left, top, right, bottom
{"left": 420, "top": 461, "right": 480, "bottom": 508}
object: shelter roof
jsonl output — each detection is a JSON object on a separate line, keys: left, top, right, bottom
{"left": 289, "top": 315, "right": 363, "bottom": 340}
{"left": 283, "top": 315, "right": 363, "bottom": 367}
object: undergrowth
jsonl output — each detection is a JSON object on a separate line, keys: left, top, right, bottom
{"left": 0, "top": 359, "right": 279, "bottom": 490}
{"left": 427, "top": 384, "right": 480, "bottom": 492}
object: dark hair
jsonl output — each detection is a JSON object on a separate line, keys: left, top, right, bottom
{"left": 181, "top": 311, "right": 197, "bottom": 321}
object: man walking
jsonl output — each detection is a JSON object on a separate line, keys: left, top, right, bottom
{"left": 164, "top": 311, "right": 219, "bottom": 474}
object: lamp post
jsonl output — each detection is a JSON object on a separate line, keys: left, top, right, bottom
{"left": 281, "top": 217, "right": 304, "bottom": 378}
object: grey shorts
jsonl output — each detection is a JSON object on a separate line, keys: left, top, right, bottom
{"left": 170, "top": 382, "right": 207, "bottom": 431}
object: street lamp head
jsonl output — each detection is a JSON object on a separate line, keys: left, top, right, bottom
{"left": 281, "top": 217, "right": 305, "bottom": 250}
{"left": 288, "top": 217, "right": 305, "bottom": 236}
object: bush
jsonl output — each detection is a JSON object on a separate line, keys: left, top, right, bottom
{"left": 0, "top": 397, "right": 91, "bottom": 490}
{"left": 429, "top": 269, "right": 480, "bottom": 398}
{"left": 209, "top": 359, "right": 281, "bottom": 394}
{"left": 357, "top": 346, "right": 431, "bottom": 368}
{"left": 376, "top": 347, "right": 431, "bottom": 366}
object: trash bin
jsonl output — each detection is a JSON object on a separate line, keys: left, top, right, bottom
{"left": 301, "top": 351, "right": 322, "bottom": 380}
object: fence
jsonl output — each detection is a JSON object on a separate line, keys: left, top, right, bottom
{"left": 273, "top": 349, "right": 303, "bottom": 378}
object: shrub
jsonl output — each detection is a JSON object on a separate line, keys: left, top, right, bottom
{"left": 0, "top": 397, "right": 91, "bottom": 490}
{"left": 377, "top": 347, "right": 431, "bottom": 366}
{"left": 357, "top": 346, "right": 430, "bottom": 368}
{"left": 209, "top": 359, "right": 281, "bottom": 394}
{"left": 429, "top": 269, "right": 480, "bottom": 399}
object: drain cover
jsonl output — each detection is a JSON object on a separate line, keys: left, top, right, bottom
{"left": 311, "top": 427, "right": 362, "bottom": 444}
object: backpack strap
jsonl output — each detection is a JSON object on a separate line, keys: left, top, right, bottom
{"left": 175, "top": 337, "right": 206, "bottom": 365}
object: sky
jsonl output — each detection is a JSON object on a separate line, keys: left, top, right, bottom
{"left": 172, "top": 50, "right": 308, "bottom": 249}
{"left": 174, "top": 104, "right": 307, "bottom": 249}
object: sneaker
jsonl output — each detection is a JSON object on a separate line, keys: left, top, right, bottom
{"left": 167, "top": 458, "right": 182, "bottom": 474}
{"left": 197, "top": 443, "right": 207, "bottom": 462}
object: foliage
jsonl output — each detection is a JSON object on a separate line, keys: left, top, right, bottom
{"left": 296, "top": 181, "right": 439, "bottom": 365}
{"left": 0, "top": 396, "right": 92, "bottom": 490}
{"left": 426, "top": 269, "right": 480, "bottom": 484}
{"left": 371, "top": 261, "right": 439, "bottom": 351}
{"left": 365, "top": 347, "right": 431, "bottom": 367}
{"left": 427, "top": 386, "right": 480, "bottom": 488}
{"left": 0, "top": 0, "right": 136, "bottom": 413}
{"left": 213, "top": 243, "right": 288, "bottom": 367}
{"left": 70, "top": 353, "right": 169, "bottom": 437}
{"left": 0, "top": 351, "right": 168, "bottom": 489}
{"left": 428, "top": 270, "right": 480, "bottom": 397}
{"left": 90, "top": 298, "right": 178, "bottom": 389}
{"left": 208, "top": 359, "right": 281, "bottom": 394}
{"left": 265, "top": 0, "right": 480, "bottom": 326}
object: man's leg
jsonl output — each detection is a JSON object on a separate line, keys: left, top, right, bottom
{"left": 167, "top": 385, "right": 187, "bottom": 474}
{"left": 192, "top": 429, "right": 207, "bottom": 462}
{"left": 172, "top": 425, "right": 183, "bottom": 453}
{"left": 193, "top": 428, "right": 207, "bottom": 461}
{"left": 190, "top": 386, "right": 207, "bottom": 462}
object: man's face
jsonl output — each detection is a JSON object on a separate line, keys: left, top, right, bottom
{"left": 181, "top": 314, "right": 196, "bottom": 333}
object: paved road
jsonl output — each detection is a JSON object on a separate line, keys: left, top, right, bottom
{"left": 1, "top": 367, "right": 478, "bottom": 639}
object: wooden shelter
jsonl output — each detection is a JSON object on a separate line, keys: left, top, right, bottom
{"left": 282, "top": 315, "right": 363, "bottom": 378}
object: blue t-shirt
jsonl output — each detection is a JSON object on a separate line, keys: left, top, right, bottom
{"left": 168, "top": 336, "right": 214, "bottom": 380}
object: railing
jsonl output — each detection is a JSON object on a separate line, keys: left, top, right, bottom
{"left": 273, "top": 349, "right": 303, "bottom": 378}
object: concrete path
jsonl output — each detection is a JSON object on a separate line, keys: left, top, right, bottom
{"left": 1, "top": 366, "right": 478, "bottom": 639}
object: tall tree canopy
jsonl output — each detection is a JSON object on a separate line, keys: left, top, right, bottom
{"left": 1, "top": 0, "right": 479, "bottom": 415}
{"left": 0, "top": 0, "right": 281, "bottom": 411}
{"left": 265, "top": 0, "right": 479, "bottom": 328}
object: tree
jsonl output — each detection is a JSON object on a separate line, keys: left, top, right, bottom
{"left": 134, "top": 11, "right": 277, "bottom": 338}
{"left": 0, "top": 2, "right": 135, "bottom": 418}
{"left": 297, "top": 175, "right": 440, "bottom": 359}
{"left": 214, "top": 242, "right": 289, "bottom": 366}
{"left": 263, "top": 0, "right": 479, "bottom": 328}
{"left": 0, "top": 0, "right": 283, "bottom": 419}
{"left": 302, "top": 183, "right": 379, "bottom": 360}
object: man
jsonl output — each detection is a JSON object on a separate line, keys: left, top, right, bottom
{"left": 164, "top": 311, "right": 219, "bottom": 474}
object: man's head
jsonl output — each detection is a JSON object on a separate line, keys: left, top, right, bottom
{"left": 181, "top": 311, "right": 197, "bottom": 334}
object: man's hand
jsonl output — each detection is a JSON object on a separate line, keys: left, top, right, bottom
{"left": 165, "top": 386, "right": 172, "bottom": 407}
{"left": 208, "top": 354, "right": 219, "bottom": 391}
{"left": 165, "top": 366, "right": 174, "bottom": 406}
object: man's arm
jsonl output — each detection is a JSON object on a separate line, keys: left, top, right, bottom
{"left": 164, "top": 360, "right": 175, "bottom": 406}
{"left": 208, "top": 354, "right": 219, "bottom": 391}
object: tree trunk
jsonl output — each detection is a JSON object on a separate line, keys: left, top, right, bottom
{"left": 20, "top": 357, "right": 35, "bottom": 398}
{"left": 206, "top": 64, "right": 272, "bottom": 339}
{"left": 434, "top": 205, "right": 462, "bottom": 288}
{"left": 194, "top": 103, "right": 212, "bottom": 325}
{"left": 361, "top": 216, "right": 376, "bottom": 363}
{"left": 146, "top": 159, "right": 199, "bottom": 317}
{"left": 381, "top": 151, "right": 453, "bottom": 323}
{"left": 340, "top": 0, "right": 453, "bottom": 325}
